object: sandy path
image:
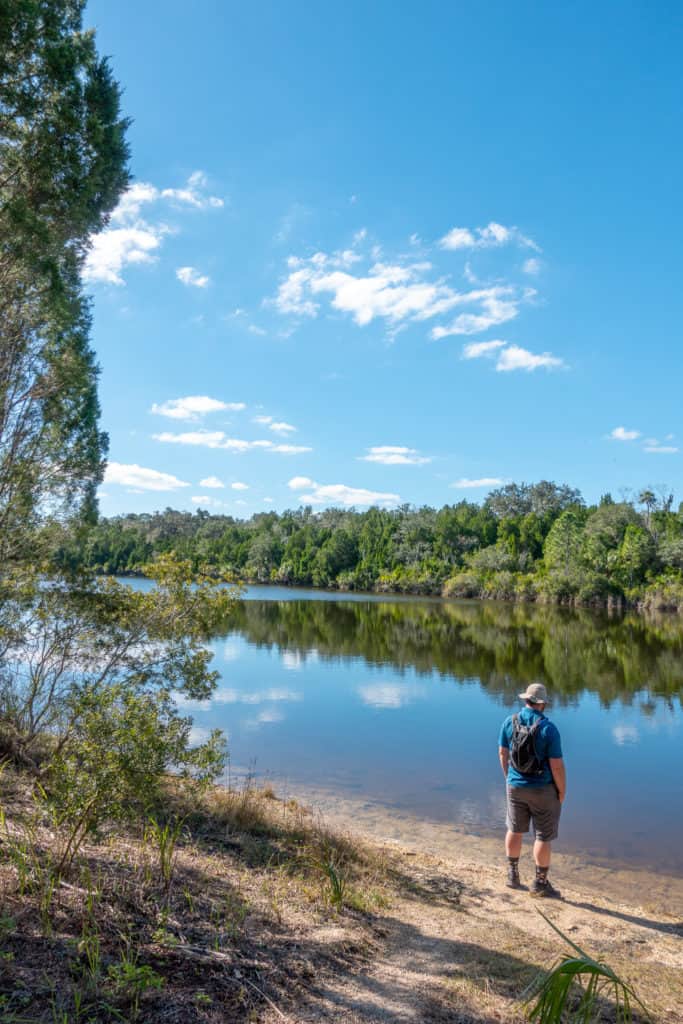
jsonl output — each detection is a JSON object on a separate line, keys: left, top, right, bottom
{"left": 263, "top": 787, "right": 683, "bottom": 1023}
{"left": 286, "top": 854, "right": 682, "bottom": 1023}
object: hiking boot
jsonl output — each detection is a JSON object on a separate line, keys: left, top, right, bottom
{"left": 506, "top": 862, "right": 523, "bottom": 889}
{"left": 531, "top": 877, "right": 562, "bottom": 899}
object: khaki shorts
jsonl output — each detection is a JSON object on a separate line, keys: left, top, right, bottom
{"left": 506, "top": 784, "right": 561, "bottom": 841}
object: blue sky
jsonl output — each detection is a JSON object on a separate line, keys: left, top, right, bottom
{"left": 85, "top": 0, "right": 683, "bottom": 517}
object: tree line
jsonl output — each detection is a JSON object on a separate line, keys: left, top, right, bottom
{"left": 0, "top": 0, "right": 232, "bottom": 903}
{"left": 59, "top": 481, "right": 683, "bottom": 610}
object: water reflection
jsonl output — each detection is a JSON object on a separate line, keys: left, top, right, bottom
{"left": 122, "top": 581, "right": 683, "bottom": 873}
{"left": 226, "top": 597, "right": 683, "bottom": 708}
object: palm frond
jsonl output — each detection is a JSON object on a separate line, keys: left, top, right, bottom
{"left": 523, "top": 909, "right": 651, "bottom": 1024}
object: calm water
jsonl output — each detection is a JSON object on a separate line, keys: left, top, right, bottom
{"left": 129, "top": 581, "right": 683, "bottom": 875}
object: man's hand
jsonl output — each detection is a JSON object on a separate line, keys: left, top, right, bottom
{"left": 549, "top": 757, "right": 566, "bottom": 803}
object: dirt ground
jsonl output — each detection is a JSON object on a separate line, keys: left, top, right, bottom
{"left": 263, "top": 785, "right": 683, "bottom": 1024}
{"left": 1, "top": 773, "right": 681, "bottom": 1023}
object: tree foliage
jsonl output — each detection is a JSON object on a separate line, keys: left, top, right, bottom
{"left": 0, "top": 0, "right": 129, "bottom": 564}
{"left": 60, "top": 482, "right": 683, "bottom": 608}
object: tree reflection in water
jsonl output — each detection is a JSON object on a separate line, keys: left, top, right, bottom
{"left": 224, "top": 597, "right": 683, "bottom": 710}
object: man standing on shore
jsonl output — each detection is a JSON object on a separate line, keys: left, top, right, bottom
{"left": 498, "top": 683, "right": 566, "bottom": 898}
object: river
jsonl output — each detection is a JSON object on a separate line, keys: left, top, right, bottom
{"left": 127, "top": 581, "right": 683, "bottom": 876}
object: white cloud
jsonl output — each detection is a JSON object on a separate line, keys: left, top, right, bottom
{"left": 247, "top": 324, "right": 267, "bottom": 336}
{"left": 357, "top": 683, "right": 426, "bottom": 709}
{"left": 231, "top": 481, "right": 249, "bottom": 490}
{"left": 495, "top": 345, "right": 564, "bottom": 372}
{"left": 273, "top": 269, "right": 319, "bottom": 316}
{"left": 275, "top": 254, "right": 527, "bottom": 337}
{"left": 263, "top": 497, "right": 274, "bottom": 504}
{"left": 84, "top": 172, "right": 223, "bottom": 285}
{"left": 292, "top": 478, "right": 400, "bottom": 508}
{"left": 439, "top": 227, "right": 476, "bottom": 250}
{"left": 272, "top": 227, "right": 547, "bottom": 343}
{"left": 462, "top": 339, "right": 506, "bottom": 359}
{"left": 154, "top": 430, "right": 311, "bottom": 454}
{"left": 452, "top": 477, "right": 504, "bottom": 489}
{"left": 161, "top": 170, "right": 224, "bottom": 210}
{"left": 288, "top": 476, "right": 314, "bottom": 489}
{"left": 431, "top": 290, "right": 521, "bottom": 337}
{"left": 188, "top": 725, "right": 213, "bottom": 747}
{"left": 176, "top": 266, "right": 210, "bottom": 288}
{"left": 608, "top": 427, "right": 677, "bottom": 453}
{"left": 360, "top": 446, "right": 432, "bottom": 465}
{"left": 253, "top": 416, "right": 296, "bottom": 434}
{"left": 461, "top": 340, "right": 564, "bottom": 372}
{"left": 199, "top": 476, "right": 225, "bottom": 489}
{"left": 154, "top": 430, "right": 228, "bottom": 447}
{"left": 192, "top": 494, "right": 223, "bottom": 506}
{"left": 109, "top": 182, "right": 160, "bottom": 223}
{"left": 269, "top": 444, "right": 310, "bottom": 454}
{"left": 84, "top": 224, "right": 167, "bottom": 285}
{"left": 151, "top": 396, "right": 244, "bottom": 421}
{"left": 104, "top": 462, "right": 189, "bottom": 491}
{"left": 610, "top": 426, "right": 641, "bottom": 442}
{"left": 523, "top": 258, "right": 541, "bottom": 275}
{"left": 439, "top": 221, "right": 539, "bottom": 252}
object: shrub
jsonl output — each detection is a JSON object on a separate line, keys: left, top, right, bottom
{"left": 442, "top": 572, "right": 482, "bottom": 598}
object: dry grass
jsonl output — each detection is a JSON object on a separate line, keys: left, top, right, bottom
{"left": 0, "top": 769, "right": 680, "bottom": 1023}
{"left": 0, "top": 770, "right": 388, "bottom": 1022}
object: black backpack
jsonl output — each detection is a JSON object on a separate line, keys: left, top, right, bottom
{"left": 509, "top": 714, "right": 546, "bottom": 776}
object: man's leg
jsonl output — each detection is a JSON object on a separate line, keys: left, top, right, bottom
{"left": 533, "top": 838, "right": 551, "bottom": 868}
{"left": 506, "top": 831, "right": 523, "bottom": 859}
{"left": 505, "top": 787, "right": 529, "bottom": 889}
{"left": 505, "top": 832, "right": 523, "bottom": 888}
{"left": 530, "top": 790, "right": 562, "bottom": 898}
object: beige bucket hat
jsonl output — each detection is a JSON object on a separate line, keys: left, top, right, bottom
{"left": 518, "top": 682, "right": 550, "bottom": 704}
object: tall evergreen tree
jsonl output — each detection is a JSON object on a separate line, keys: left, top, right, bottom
{"left": 0, "top": 0, "right": 129, "bottom": 565}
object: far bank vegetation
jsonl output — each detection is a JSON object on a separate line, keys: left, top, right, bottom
{"left": 61, "top": 482, "right": 683, "bottom": 611}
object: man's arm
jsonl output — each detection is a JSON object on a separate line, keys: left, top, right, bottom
{"left": 549, "top": 757, "right": 566, "bottom": 803}
{"left": 499, "top": 746, "right": 510, "bottom": 780}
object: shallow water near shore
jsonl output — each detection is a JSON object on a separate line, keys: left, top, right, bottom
{"left": 128, "top": 580, "right": 683, "bottom": 877}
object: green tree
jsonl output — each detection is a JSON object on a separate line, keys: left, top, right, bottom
{"left": 0, "top": 556, "right": 237, "bottom": 772}
{"left": 614, "top": 524, "right": 656, "bottom": 590}
{"left": 543, "top": 508, "right": 587, "bottom": 576}
{"left": 0, "top": 0, "right": 129, "bottom": 565}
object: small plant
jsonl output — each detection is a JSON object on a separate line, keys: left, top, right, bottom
{"left": 524, "top": 910, "right": 651, "bottom": 1023}
{"left": 75, "top": 914, "right": 104, "bottom": 997}
{"left": 144, "top": 814, "right": 187, "bottom": 890}
{"left": 108, "top": 948, "right": 164, "bottom": 1021}
{"left": 317, "top": 855, "right": 347, "bottom": 909}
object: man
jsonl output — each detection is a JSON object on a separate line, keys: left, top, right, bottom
{"left": 498, "top": 682, "right": 566, "bottom": 897}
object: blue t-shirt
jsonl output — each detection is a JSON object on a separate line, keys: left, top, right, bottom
{"left": 498, "top": 706, "right": 562, "bottom": 787}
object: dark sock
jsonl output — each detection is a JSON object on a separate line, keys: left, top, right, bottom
{"left": 535, "top": 865, "right": 549, "bottom": 884}
{"left": 507, "top": 857, "right": 519, "bottom": 867}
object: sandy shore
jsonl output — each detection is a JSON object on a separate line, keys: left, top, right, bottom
{"left": 277, "top": 780, "right": 683, "bottom": 917}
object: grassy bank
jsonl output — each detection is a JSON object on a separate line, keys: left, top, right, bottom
{"left": 1, "top": 767, "right": 681, "bottom": 1023}
{"left": 0, "top": 768, "right": 389, "bottom": 1022}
